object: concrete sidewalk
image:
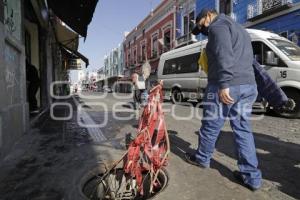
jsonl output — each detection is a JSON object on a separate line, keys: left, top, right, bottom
{"left": 0, "top": 98, "right": 126, "bottom": 200}
{"left": 0, "top": 96, "right": 298, "bottom": 200}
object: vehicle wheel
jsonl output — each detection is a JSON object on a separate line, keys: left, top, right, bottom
{"left": 275, "top": 88, "right": 300, "bottom": 118}
{"left": 171, "top": 89, "right": 183, "bottom": 104}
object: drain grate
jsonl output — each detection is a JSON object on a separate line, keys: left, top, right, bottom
{"left": 82, "top": 167, "right": 168, "bottom": 200}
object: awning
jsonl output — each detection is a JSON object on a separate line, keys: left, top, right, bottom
{"left": 55, "top": 20, "right": 79, "bottom": 51}
{"left": 60, "top": 44, "right": 89, "bottom": 69}
{"left": 47, "top": 0, "right": 99, "bottom": 37}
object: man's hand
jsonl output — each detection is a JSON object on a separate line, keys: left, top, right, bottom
{"left": 219, "top": 88, "right": 234, "bottom": 105}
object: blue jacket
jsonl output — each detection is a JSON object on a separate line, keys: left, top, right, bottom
{"left": 206, "top": 14, "right": 256, "bottom": 89}
{"left": 253, "top": 60, "right": 288, "bottom": 107}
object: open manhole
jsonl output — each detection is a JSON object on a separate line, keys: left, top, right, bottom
{"left": 82, "top": 166, "right": 169, "bottom": 200}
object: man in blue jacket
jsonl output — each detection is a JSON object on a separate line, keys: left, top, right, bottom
{"left": 185, "top": 8, "right": 262, "bottom": 190}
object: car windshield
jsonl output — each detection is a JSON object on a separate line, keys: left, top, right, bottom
{"left": 268, "top": 39, "right": 300, "bottom": 61}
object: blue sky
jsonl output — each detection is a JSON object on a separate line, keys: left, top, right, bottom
{"left": 78, "top": 0, "right": 162, "bottom": 72}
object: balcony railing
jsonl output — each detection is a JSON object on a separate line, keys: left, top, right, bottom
{"left": 247, "top": 0, "right": 293, "bottom": 20}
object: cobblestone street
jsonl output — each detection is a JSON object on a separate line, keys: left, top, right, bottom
{"left": 0, "top": 93, "right": 299, "bottom": 200}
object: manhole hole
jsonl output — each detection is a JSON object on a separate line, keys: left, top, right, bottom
{"left": 82, "top": 166, "right": 169, "bottom": 200}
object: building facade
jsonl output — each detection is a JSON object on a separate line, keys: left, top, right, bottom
{"left": 0, "top": 0, "right": 96, "bottom": 160}
{"left": 244, "top": 0, "right": 300, "bottom": 46}
{"left": 0, "top": 0, "right": 63, "bottom": 159}
{"left": 123, "top": 0, "right": 300, "bottom": 85}
{"left": 174, "top": 0, "right": 300, "bottom": 45}
{"left": 102, "top": 44, "right": 125, "bottom": 90}
{"left": 175, "top": 0, "right": 198, "bottom": 47}
{"left": 104, "top": 44, "right": 124, "bottom": 78}
{"left": 0, "top": 0, "right": 28, "bottom": 159}
{"left": 198, "top": 0, "right": 300, "bottom": 44}
{"left": 97, "top": 68, "right": 105, "bottom": 82}
{"left": 123, "top": 0, "right": 177, "bottom": 86}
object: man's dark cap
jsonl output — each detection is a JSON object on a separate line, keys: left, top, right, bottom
{"left": 192, "top": 8, "right": 215, "bottom": 35}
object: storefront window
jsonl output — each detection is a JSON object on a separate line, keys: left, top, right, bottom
{"left": 3, "top": 0, "right": 21, "bottom": 40}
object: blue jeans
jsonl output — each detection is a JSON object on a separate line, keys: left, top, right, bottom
{"left": 196, "top": 84, "right": 262, "bottom": 189}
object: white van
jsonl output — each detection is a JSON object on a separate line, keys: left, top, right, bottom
{"left": 157, "top": 29, "right": 300, "bottom": 118}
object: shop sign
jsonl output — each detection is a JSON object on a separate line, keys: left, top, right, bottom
{"left": 67, "top": 58, "right": 82, "bottom": 70}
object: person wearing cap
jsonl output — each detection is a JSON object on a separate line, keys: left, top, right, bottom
{"left": 185, "top": 9, "right": 262, "bottom": 191}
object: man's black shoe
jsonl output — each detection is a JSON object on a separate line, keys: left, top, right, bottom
{"left": 233, "top": 171, "right": 260, "bottom": 192}
{"left": 184, "top": 153, "right": 208, "bottom": 169}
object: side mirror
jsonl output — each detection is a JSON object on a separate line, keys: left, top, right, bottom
{"left": 265, "top": 51, "right": 279, "bottom": 66}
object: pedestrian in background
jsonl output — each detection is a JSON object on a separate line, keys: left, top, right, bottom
{"left": 131, "top": 72, "right": 146, "bottom": 110}
{"left": 185, "top": 8, "right": 262, "bottom": 191}
{"left": 26, "top": 59, "right": 40, "bottom": 113}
